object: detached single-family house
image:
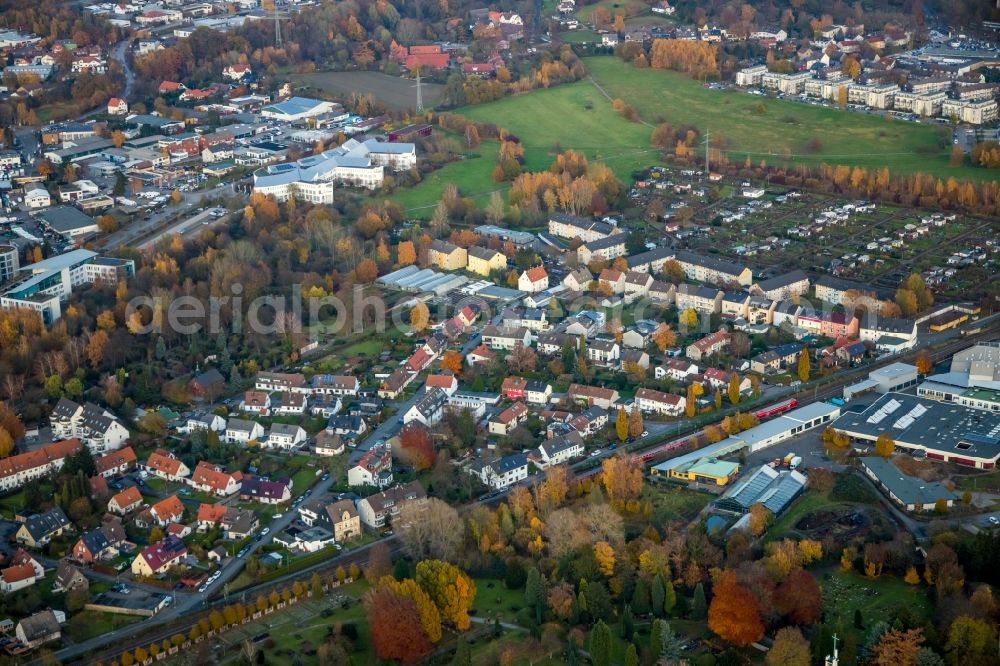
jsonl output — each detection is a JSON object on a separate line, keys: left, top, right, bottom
{"left": 149, "top": 495, "right": 185, "bottom": 526}
{"left": 94, "top": 446, "right": 137, "bottom": 478}
{"left": 534, "top": 431, "right": 584, "bottom": 467}
{"left": 468, "top": 453, "right": 529, "bottom": 490}
{"left": 489, "top": 402, "right": 529, "bottom": 436}
{"left": 107, "top": 486, "right": 143, "bottom": 515}
{"left": 566, "top": 384, "right": 619, "bottom": 409}
{"left": 16, "top": 610, "right": 61, "bottom": 649}
{"left": 226, "top": 418, "right": 266, "bottom": 444}
{"left": 107, "top": 97, "right": 129, "bottom": 115}
{"left": 348, "top": 445, "right": 393, "bottom": 488}
{"left": 52, "top": 561, "right": 88, "bottom": 593}
{"left": 143, "top": 449, "right": 190, "bottom": 482}
{"left": 16, "top": 508, "right": 72, "bottom": 548}
{"left": 686, "top": 330, "right": 731, "bottom": 361}
{"left": 190, "top": 461, "right": 243, "bottom": 496}
{"left": 241, "top": 391, "right": 271, "bottom": 415}
{"left": 518, "top": 266, "right": 549, "bottom": 293}
{"left": 131, "top": 536, "right": 187, "bottom": 577}
{"left": 265, "top": 424, "right": 307, "bottom": 449}
{"left": 185, "top": 412, "right": 226, "bottom": 434}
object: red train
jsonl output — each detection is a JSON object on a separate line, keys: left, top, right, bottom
{"left": 628, "top": 398, "right": 799, "bottom": 466}
{"left": 754, "top": 398, "right": 798, "bottom": 420}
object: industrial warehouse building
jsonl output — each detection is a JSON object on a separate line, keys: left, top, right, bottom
{"left": 651, "top": 402, "right": 840, "bottom": 486}
{"left": 715, "top": 402, "right": 841, "bottom": 454}
{"left": 831, "top": 393, "right": 1000, "bottom": 469}
{"left": 859, "top": 456, "right": 958, "bottom": 512}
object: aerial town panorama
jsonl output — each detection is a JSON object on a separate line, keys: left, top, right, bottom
{"left": 0, "top": 0, "right": 999, "bottom": 664}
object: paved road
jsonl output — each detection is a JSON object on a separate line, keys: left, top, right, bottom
{"left": 135, "top": 207, "right": 223, "bottom": 250}
{"left": 100, "top": 192, "right": 212, "bottom": 251}
{"left": 111, "top": 40, "right": 135, "bottom": 101}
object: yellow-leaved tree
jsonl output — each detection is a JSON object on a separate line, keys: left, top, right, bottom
{"left": 415, "top": 560, "right": 476, "bottom": 631}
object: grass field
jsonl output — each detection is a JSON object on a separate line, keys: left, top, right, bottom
{"left": 461, "top": 81, "right": 655, "bottom": 179}
{"left": 387, "top": 54, "right": 992, "bottom": 215}
{"left": 384, "top": 141, "right": 502, "bottom": 213}
{"left": 452, "top": 56, "right": 990, "bottom": 184}
{"left": 583, "top": 56, "right": 989, "bottom": 181}
{"left": 576, "top": 0, "right": 648, "bottom": 22}
{"left": 292, "top": 70, "right": 444, "bottom": 112}
{"left": 822, "top": 569, "right": 932, "bottom": 641}
{"left": 558, "top": 29, "right": 602, "bottom": 43}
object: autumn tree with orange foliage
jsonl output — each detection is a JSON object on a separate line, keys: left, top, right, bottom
{"left": 536, "top": 464, "right": 571, "bottom": 510}
{"left": 708, "top": 570, "right": 764, "bottom": 646}
{"left": 355, "top": 259, "right": 378, "bottom": 283}
{"left": 651, "top": 323, "right": 677, "bottom": 352}
{"left": 397, "top": 241, "right": 416, "bottom": 266}
{"left": 399, "top": 424, "right": 434, "bottom": 471}
{"left": 409, "top": 303, "right": 430, "bottom": 332}
{"left": 364, "top": 586, "right": 433, "bottom": 663}
{"left": 774, "top": 569, "right": 822, "bottom": 625}
{"left": 915, "top": 350, "right": 932, "bottom": 375}
{"left": 649, "top": 39, "right": 719, "bottom": 79}
{"left": 601, "top": 453, "right": 643, "bottom": 503}
{"left": 440, "top": 351, "right": 463, "bottom": 375}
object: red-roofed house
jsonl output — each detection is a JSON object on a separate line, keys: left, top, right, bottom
{"left": 143, "top": 450, "right": 190, "bottom": 482}
{"left": 425, "top": 374, "right": 458, "bottom": 396}
{"left": 158, "top": 81, "right": 185, "bottom": 94}
{"left": 95, "top": 446, "right": 137, "bottom": 478}
{"left": 189, "top": 461, "right": 243, "bottom": 496}
{"left": 131, "top": 536, "right": 187, "bottom": 577}
{"left": 465, "top": 344, "right": 496, "bottom": 367}
{"left": 149, "top": 495, "right": 185, "bottom": 526}
{"left": 10, "top": 550, "right": 43, "bottom": 578}
{"left": 166, "top": 523, "right": 192, "bottom": 539}
{"left": 406, "top": 348, "right": 432, "bottom": 373}
{"left": 1, "top": 565, "right": 37, "bottom": 593}
{"left": 223, "top": 63, "right": 252, "bottom": 80}
{"left": 518, "top": 266, "right": 549, "bottom": 293}
{"left": 196, "top": 503, "right": 228, "bottom": 530}
{"left": 489, "top": 402, "right": 528, "bottom": 436}
{"left": 108, "top": 486, "right": 143, "bottom": 515}
{"left": 107, "top": 97, "right": 128, "bottom": 115}
{"left": 502, "top": 376, "right": 528, "bottom": 400}
{"left": 0, "top": 439, "right": 82, "bottom": 493}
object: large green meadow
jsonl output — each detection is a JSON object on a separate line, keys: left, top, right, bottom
{"left": 388, "top": 55, "right": 993, "bottom": 214}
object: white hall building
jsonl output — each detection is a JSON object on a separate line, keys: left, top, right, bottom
{"left": 252, "top": 138, "right": 416, "bottom": 203}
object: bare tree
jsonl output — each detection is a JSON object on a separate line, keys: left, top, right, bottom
{"left": 241, "top": 638, "right": 258, "bottom": 664}
{"left": 396, "top": 498, "right": 462, "bottom": 562}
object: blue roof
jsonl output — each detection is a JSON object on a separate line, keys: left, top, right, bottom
{"left": 262, "top": 96, "right": 327, "bottom": 116}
